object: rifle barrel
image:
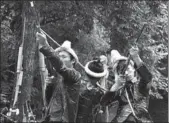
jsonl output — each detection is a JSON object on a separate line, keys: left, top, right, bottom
{"left": 134, "top": 24, "right": 146, "bottom": 44}
{"left": 122, "top": 24, "right": 146, "bottom": 75}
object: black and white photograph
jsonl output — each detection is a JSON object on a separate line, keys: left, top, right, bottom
{"left": 0, "top": 0, "right": 168, "bottom": 123}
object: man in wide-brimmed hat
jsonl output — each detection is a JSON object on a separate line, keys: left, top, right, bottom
{"left": 101, "top": 47, "right": 153, "bottom": 123}
{"left": 76, "top": 55, "right": 109, "bottom": 123}
{"left": 36, "top": 32, "right": 81, "bottom": 122}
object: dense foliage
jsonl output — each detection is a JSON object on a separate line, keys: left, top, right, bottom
{"left": 1, "top": 0, "right": 168, "bottom": 120}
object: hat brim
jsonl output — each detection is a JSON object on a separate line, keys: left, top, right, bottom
{"left": 112, "top": 57, "right": 134, "bottom": 71}
{"left": 55, "top": 47, "right": 78, "bottom": 63}
{"left": 85, "top": 60, "right": 108, "bottom": 78}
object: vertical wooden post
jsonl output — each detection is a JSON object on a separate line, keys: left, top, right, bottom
{"left": 17, "top": 1, "right": 39, "bottom": 121}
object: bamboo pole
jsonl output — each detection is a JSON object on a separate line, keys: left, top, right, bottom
{"left": 37, "top": 21, "right": 48, "bottom": 109}
{"left": 39, "top": 50, "right": 48, "bottom": 107}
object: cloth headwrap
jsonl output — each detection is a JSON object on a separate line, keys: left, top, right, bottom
{"left": 85, "top": 56, "right": 108, "bottom": 78}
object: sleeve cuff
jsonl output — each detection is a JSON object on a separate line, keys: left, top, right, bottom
{"left": 39, "top": 45, "right": 53, "bottom": 57}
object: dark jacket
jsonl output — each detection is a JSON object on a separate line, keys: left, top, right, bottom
{"left": 40, "top": 46, "right": 81, "bottom": 122}
{"left": 76, "top": 78, "right": 104, "bottom": 123}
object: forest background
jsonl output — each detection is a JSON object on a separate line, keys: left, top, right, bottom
{"left": 1, "top": 0, "right": 168, "bottom": 122}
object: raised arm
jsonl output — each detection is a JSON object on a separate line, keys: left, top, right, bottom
{"left": 36, "top": 32, "right": 81, "bottom": 85}
{"left": 130, "top": 47, "right": 152, "bottom": 95}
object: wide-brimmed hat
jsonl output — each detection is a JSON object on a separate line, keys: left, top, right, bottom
{"left": 55, "top": 40, "right": 78, "bottom": 63}
{"left": 85, "top": 57, "right": 108, "bottom": 78}
{"left": 110, "top": 50, "right": 134, "bottom": 71}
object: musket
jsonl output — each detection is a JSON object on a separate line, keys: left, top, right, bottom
{"left": 6, "top": 12, "right": 26, "bottom": 123}
{"left": 12, "top": 16, "right": 26, "bottom": 109}
{"left": 121, "top": 24, "right": 146, "bottom": 75}
{"left": 121, "top": 24, "right": 146, "bottom": 121}
{"left": 30, "top": 0, "right": 49, "bottom": 110}
{"left": 100, "top": 24, "right": 147, "bottom": 121}
{"left": 29, "top": 1, "right": 49, "bottom": 111}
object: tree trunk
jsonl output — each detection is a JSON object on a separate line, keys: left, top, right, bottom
{"left": 17, "top": 2, "right": 39, "bottom": 121}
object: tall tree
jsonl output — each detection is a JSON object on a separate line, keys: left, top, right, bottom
{"left": 17, "top": 1, "right": 39, "bottom": 121}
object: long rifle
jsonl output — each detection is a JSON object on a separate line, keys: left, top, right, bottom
{"left": 100, "top": 24, "right": 147, "bottom": 119}
{"left": 12, "top": 17, "right": 26, "bottom": 107}
{"left": 6, "top": 12, "right": 26, "bottom": 123}
{"left": 11, "top": 15, "right": 26, "bottom": 111}
{"left": 121, "top": 24, "right": 146, "bottom": 75}
{"left": 30, "top": 1, "right": 49, "bottom": 112}
{"left": 121, "top": 24, "right": 146, "bottom": 121}
{"left": 30, "top": 0, "right": 48, "bottom": 110}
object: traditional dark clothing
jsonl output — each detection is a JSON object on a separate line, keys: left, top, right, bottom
{"left": 40, "top": 46, "right": 81, "bottom": 122}
{"left": 76, "top": 57, "right": 109, "bottom": 123}
{"left": 76, "top": 79, "right": 104, "bottom": 123}
{"left": 101, "top": 64, "right": 153, "bottom": 123}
